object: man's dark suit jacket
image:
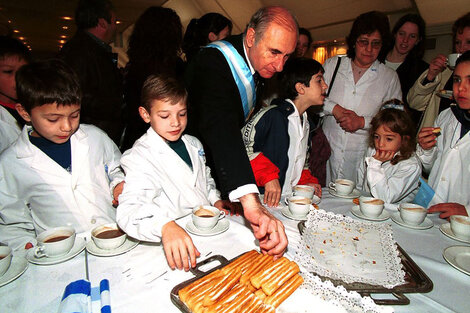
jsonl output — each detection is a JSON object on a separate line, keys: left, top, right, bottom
{"left": 185, "top": 34, "right": 263, "bottom": 196}
{"left": 58, "top": 30, "right": 124, "bottom": 145}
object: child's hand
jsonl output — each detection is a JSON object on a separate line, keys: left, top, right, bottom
{"left": 428, "top": 203, "right": 468, "bottom": 219}
{"left": 112, "top": 181, "right": 125, "bottom": 207}
{"left": 161, "top": 221, "right": 200, "bottom": 271}
{"left": 418, "top": 127, "right": 438, "bottom": 150}
{"left": 308, "top": 183, "right": 322, "bottom": 197}
{"left": 264, "top": 179, "right": 281, "bottom": 207}
{"left": 214, "top": 200, "right": 242, "bottom": 216}
{"left": 373, "top": 149, "right": 395, "bottom": 162}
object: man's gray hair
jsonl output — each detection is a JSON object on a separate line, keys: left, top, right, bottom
{"left": 245, "top": 6, "right": 299, "bottom": 43}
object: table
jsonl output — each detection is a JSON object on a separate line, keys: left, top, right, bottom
{"left": 1, "top": 190, "right": 468, "bottom": 313}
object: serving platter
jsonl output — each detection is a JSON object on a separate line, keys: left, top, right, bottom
{"left": 298, "top": 221, "right": 433, "bottom": 305}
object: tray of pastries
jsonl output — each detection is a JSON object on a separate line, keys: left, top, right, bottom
{"left": 297, "top": 221, "right": 433, "bottom": 305}
{"left": 170, "top": 250, "right": 303, "bottom": 313}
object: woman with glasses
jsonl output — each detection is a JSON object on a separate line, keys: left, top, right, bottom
{"left": 385, "top": 14, "right": 428, "bottom": 134}
{"left": 322, "top": 11, "right": 402, "bottom": 183}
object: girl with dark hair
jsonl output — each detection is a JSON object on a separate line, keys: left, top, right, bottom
{"left": 182, "top": 13, "right": 232, "bottom": 63}
{"left": 121, "top": 6, "right": 185, "bottom": 151}
{"left": 357, "top": 100, "right": 421, "bottom": 204}
{"left": 385, "top": 14, "right": 428, "bottom": 133}
{"left": 322, "top": 11, "right": 402, "bottom": 183}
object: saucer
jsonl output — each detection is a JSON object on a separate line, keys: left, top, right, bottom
{"left": 350, "top": 205, "right": 390, "bottom": 221}
{"left": 185, "top": 219, "right": 229, "bottom": 236}
{"left": 26, "top": 237, "right": 86, "bottom": 265}
{"left": 86, "top": 237, "right": 139, "bottom": 257}
{"left": 440, "top": 223, "right": 470, "bottom": 243}
{"left": 391, "top": 212, "right": 433, "bottom": 230}
{"left": 0, "top": 256, "right": 28, "bottom": 287}
{"left": 281, "top": 206, "right": 312, "bottom": 221}
{"left": 443, "top": 246, "right": 470, "bottom": 276}
{"left": 329, "top": 188, "right": 361, "bottom": 199}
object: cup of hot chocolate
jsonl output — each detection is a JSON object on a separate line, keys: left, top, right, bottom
{"left": 91, "top": 223, "right": 127, "bottom": 250}
{"left": 287, "top": 196, "right": 312, "bottom": 217}
{"left": 0, "top": 246, "right": 12, "bottom": 277}
{"left": 192, "top": 206, "right": 225, "bottom": 231}
{"left": 34, "top": 226, "right": 76, "bottom": 258}
{"left": 450, "top": 215, "right": 470, "bottom": 240}
{"left": 359, "top": 196, "right": 384, "bottom": 218}
{"left": 329, "top": 179, "right": 355, "bottom": 195}
{"left": 293, "top": 185, "right": 315, "bottom": 199}
{"left": 399, "top": 203, "right": 427, "bottom": 226}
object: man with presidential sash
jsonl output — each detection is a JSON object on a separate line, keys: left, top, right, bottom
{"left": 185, "top": 6, "right": 298, "bottom": 258}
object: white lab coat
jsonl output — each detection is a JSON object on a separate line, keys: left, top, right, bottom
{"left": 0, "top": 125, "right": 124, "bottom": 250}
{"left": 117, "top": 128, "right": 221, "bottom": 242}
{"left": 416, "top": 108, "right": 470, "bottom": 215}
{"left": 322, "top": 56, "right": 402, "bottom": 183}
{"left": 0, "top": 106, "right": 21, "bottom": 154}
{"left": 282, "top": 99, "right": 310, "bottom": 196}
{"left": 356, "top": 147, "right": 421, "bottom": 204}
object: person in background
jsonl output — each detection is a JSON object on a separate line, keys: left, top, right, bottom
{"left": 242, "top": 58, "right": 326, "bottom": 207}
{"left": 417, "top": 51, "right": 470, "bottom": 218}
{"left": 295, "top": 27, "right": 312, "bottom": 58}
{"left": 117, "top": 75, "right": 230, "bottom": 271}
{"left": 185, "top": 6, "right": 298, "bottom": 258}
{"left": 408, "top": 12, "right": 470, "bottom": 132}
{"left": 0, "top": 59, "right": 124, "bottom": 250}
{"left": 356, "top": 100, "right": 421, "bottom": 204}
{"left": 322, "top": 11, "right": 402, "bottom": 183}
{"left": 0, "top": 36, "right": 30, "bottom": 153}
{"left": 385, "top": 14, "right": 428, "bottom": 134}
{"left": 183, "top": 12, "right": 233, "bottom": 64}
{"left": 121, "top": 6, "right": 185, "bottom": 151}
{"left": 58, "top": 0, "right": 125, "bottom": 146}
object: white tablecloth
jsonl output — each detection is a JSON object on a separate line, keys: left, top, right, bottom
{"left": 1, "top": 190, "right": 468, "bottom": 313}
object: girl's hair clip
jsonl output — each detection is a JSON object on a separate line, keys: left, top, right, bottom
{"left": 381, "top": 103, "right": 405, "bottom": 111}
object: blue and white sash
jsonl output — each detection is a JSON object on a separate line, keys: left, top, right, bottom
{"left": 206, "top": 41, "right": 256, "bottom": 120}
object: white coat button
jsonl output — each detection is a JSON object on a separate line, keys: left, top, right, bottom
{"left": 91, "top": 218, "right": 96, "bottom": 224}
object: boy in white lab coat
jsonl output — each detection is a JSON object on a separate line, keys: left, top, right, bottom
{"left": 117, "top": 75, "right": 230, "bottom": 271}
{"left": 417, "top": 51, "right": 470, "bottom": 218}
{"left": 0, "top": 59, "right": 124, "bottom": 250}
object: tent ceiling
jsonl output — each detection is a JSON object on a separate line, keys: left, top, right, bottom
{"left": 0, "top": 0, "right": 467, "bottom": 54}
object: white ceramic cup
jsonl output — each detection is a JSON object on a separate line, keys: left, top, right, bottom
{"left": 34, "top": 226, "right": 76, "bottom": 258}
{"left": 329, "top": 179, "right": 355, "bottom": 195}
{"left": 359, "top": 196, "right": 384, "bottom": 218}
{"left": 448, "top": 53, "right": 462, "bottom": 69}
{"left": 0, "top": 246, "right": 12, "bottom": 277}
{"left": 91, "top": 223, "right": 127, "bottom": 250}
{"left": 399, "top": 203, "right": 427, "bottom": 226}
{"left": 450, "top": 215, "right": 470, "bottom": 240}
{"left": 287, "top": 196, "right": 312, "bottom": 217}
{"left": 293, "top": 185, "right": 315, "bottom": 199}
{"left": 192, "top": 206, "right": 225, "bottom": 230}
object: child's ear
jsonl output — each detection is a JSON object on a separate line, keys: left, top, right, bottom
{"left": 15, "top": 103, "right": 32, "bottom": 122}
{"left": 295, "top": 82, "right": 305, "bottom": 95}
{"left": 138, "top": 106, "right": 151, "bottom": 124}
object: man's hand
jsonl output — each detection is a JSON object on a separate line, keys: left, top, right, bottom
{"left": 426, "top": 54, "right": 447, "bottom": 82}
{"left": 263, "top": 179, "right": 281, "bottom": 207}
{"left": 112, "top": 181, "right": 125, "bottom": 207}
{"left": 418, "top": 127, "right": 438, "bottom": 150}
{"left": 373, "top": 149, "right": 395, "bottom": 162}
{"left": 338, "top": 110, "right": 364, "bottom": 133}
{"left": 240, "top": 193, "right": 287, "bottom": 259}
{"left": 428, "top": 203, "right": 468, "bottom": 219}
{"left": 161, "top": 221, "right": 200, "bottom": 271}
{"left": 214, "top": 200, "right": 242, "bottom": 216}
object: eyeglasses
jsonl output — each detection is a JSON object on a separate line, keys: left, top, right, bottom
{"left": 356, "top": 39, "right": 382, "bottom": 49}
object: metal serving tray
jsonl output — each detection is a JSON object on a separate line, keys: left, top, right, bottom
{"left": 298, "top": 221, "right": 433, "bottom": 305}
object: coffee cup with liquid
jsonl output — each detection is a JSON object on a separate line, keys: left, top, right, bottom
{"left": 91, "top": 223, "right": 127, "bottom": 250}
{"left": 293, "top": 185, "right": 315, "bottom": 199}
{"left": 359, "top": 196, "right": 384, "bottom": 218}
{"left": 448, "top": 53, "right": 462, "bottom": 69}
{"left": 287, "top": 196, "right": 312, "bottom": 217}
{"left": 192, "top": 205, "right": 225, "bottom": 231}
{"left": 399, "top": 203, "right": 427, "bottom": 226}
{"left": 0, "top": 246, "right": 12, "bottom": 277}
{"left": 34, "top": 226, "right": 76, "bottom": 258}
{"left": 329, "top": 179, "right": 355, "bottom": 195}
{"left": 450, "top": 215, "right": 470, "bottom": 240}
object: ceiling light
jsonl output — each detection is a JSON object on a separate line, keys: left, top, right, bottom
{"left": 61, "top": 16, "right": 72, "bottom": 20}
{"left": 116, "top": 20, "right": 121, "bottom": 24}
{"left": 18, "top": 36, "right": 25, "bottom": 40}
{"left": 8, "top": 20, "right": 11, "bottom": 23}
{"left": 13, "top": 29, "right": 20, "bottom": 33}
{"left": 60, "top": 35, "right": 67, "bottom": 39}
{"left": 59, "top": 40, "right": 66, "bottom": 44}
{"left": 62, "top": 26, "right": 69, "bottom": 30}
